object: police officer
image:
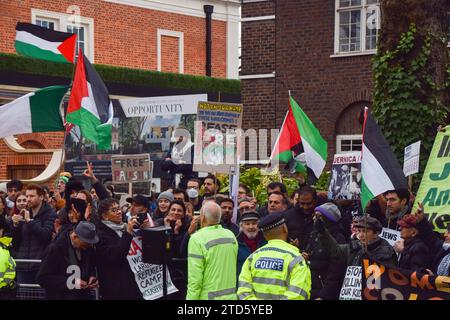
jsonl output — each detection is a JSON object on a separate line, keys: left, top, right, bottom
{"left": 187, "top": 201, "right": 238, "bottom": 300}
{"left": 237, "top": 211, "right": 311, "bottom": 300}
{"left": 0, "top": 214, "right": 15, "bottom": 299}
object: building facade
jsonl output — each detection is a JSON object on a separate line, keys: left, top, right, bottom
{"left": 0, "top": 0, "right": 241, "bottom": 183}
{"left": 240, "top": 0, "right": 450, "bottom": 164}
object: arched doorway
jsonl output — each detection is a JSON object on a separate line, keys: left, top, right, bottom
{"left": 335, "top": 101, "right": 370, "bottom": 153}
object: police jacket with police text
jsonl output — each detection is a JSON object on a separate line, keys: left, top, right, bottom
{"left": 237, "top": 239, "right": 311, "bottom": 300}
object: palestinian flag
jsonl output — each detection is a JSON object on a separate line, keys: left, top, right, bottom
{"left": 270, "top": 95, "right": 327, "bottom": 182}
{"left": 0, "top": 85, "right": 68, "bottom": 138}
{"left": 15, "top": 22, "right": 76, "bottom": 63}
{"left": 361, "top": 107, "right": 408, "bottom": 209}
{"left": 66, "top": 50, "right": 113, "bottom": 150}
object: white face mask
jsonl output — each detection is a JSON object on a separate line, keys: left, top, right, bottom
{"left": 443, "top": 243, "right": 450, "bottom": 251}
{"left": 187, "top": 188, "right": 199, "bottom": 199}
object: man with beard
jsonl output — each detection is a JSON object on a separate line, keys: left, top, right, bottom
{"left": 236, "top": 211, "right": 266, "bottom": 278}
{"left": 383, "top": 189, "right": 411, "bottom": 230}
{"left": 10, "top": 184, "right": 57, "bottom": 284}
{"left": 285, "top": 186, "right": 319, "bottom": 251}
{"left": 203, "top": 174, "right": 220, "bottom": 200}
{"left": 218, "top": 198, "right": 239, "bottom": 236}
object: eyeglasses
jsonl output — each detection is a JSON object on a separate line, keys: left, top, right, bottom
{"left": 7, "top": 188, "right": 18, "bottom": 192}
{"left": 109, "top": 207, "right": 121, "bottom": 213}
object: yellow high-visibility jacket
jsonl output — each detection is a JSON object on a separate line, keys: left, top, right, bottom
{"left": 187, "top": 225, "right": 238, "bottom": 300}
{"left": 237, "top": 239, "right": 311, "bottom": 300}
{"left": 0, "top": 237, "right": 16, "bottom": 289}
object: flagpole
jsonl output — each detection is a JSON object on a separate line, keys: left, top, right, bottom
{"left": 267, "top": 91, "right": 292, "bottom": 170}
{"left": 57, "top": 45, "right": 79, "bottom": 182}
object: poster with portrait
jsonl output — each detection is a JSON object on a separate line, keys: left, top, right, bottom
{"left": 193, "top": 101, "right": 243, "bottom": 174}
{"left": 328, "top": 152, "right": 362, "bottom": 200}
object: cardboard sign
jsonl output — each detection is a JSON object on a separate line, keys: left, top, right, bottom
{"left": 193, "top": 101, "right": 243, "bottom": 174}
{"left": 403, "top": 141, "right": 421, "bottom": 177}
{"left": 339, "top": 266, "right": 362, "bottom": 300}
{"left": 413, "top": 126, "right": 450, "bottom": 233}
{"left": 328, "top": 152, "right": 362, "bottom": 200}
{"left": 111, "top": 154, "right": 153, "bottom": 183}
{"left": 362, "top": 258, "right": 450, "bottom": 300}
{"left": 127, "top": 237, "right": 178, "bottom": 300}
{"left": 379, "top": 228, "right": 401, "bottom": 247}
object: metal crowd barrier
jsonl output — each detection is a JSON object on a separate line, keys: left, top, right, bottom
{"left": 14, "top": 259, "right": 99, "bottom": 300}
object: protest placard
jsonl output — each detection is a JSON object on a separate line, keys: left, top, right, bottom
{"left": 328, "top": 152, "right": 362, "bottom": 200}
{"left": 413, "top": 126, "right": 450, "bottom": 233}
{"left": 403, "top": 141, "right": 421, "bottom": 177}
{"left": 339, "top": 266, "right": 362, "bottom": 300}
{"left": 193, "top": 101, "right": 243, "bottom": 174}
{"left": 111, "top": 154, "right": 153, "bottom": 183}
{"left": 379, "top": 228, "right": 401, "bottom": 247}
{"left": 127, "top": 237, "right": 178, "bottom": 300}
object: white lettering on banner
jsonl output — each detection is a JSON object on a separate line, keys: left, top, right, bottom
{"left": 379, "top": 228, "right": 401, "bottom": 247}
{"left": 127, "top": 237, "right": 178, "bottom": 300}
{"left": 119, "top": 94, "right": 207, "bottom": 117}
{"left": 339, "top": 266, "right": 362, "bottom": 300}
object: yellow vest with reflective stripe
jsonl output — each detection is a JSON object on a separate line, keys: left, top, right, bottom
{"left": 237, "top": 239, "right": 311, "bottom": 300}
{"left": 0, "top": 237, "right": 16, "bottom": 289}
{"left": 187, "top": 225, "right": 238, "bottom": 300}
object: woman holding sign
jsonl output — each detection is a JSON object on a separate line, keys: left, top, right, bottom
{"left": 95, "top": 198, "right": 151, "bottom": 300}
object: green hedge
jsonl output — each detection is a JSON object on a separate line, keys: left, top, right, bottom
{"left": 0, "top": 53, "right": 241, "bottom": 94}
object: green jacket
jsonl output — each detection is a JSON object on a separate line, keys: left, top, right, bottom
{"left": 237, "top": 239, "right": 311, "bottom": 300}
{"left": 0, "top": 237, "right": 16, "bottom": 289}
{"left": 187, "top": 224, "right": 238, "bottom": 300}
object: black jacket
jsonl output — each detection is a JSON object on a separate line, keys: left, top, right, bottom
{"left": 284, "top": 206, "right": 314, "bottom": 251}
{"left": 11, "top": 202, "right": 57, "bottom": 271}
{"left": 95, "top": 222, "right": 142, "bottom": 300}
{"left": 305, "top": 223, "right": 347, "bottom": 300}
{"left": 398, "top": 236, "right": 431, "bottom": 272}
{"left": 416, "top": 219, "right": 450, "bottom": 274}
{"left": 221, "top": 220, "right": 239, "bottom": 236}
{"left": 155, "top": 216, "right": 191, "bottom": 259}
{"left": 36, "top": 230, "right": 96, "bottom": 300}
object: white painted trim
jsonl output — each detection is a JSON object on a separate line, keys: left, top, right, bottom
{"left": 102, "top": 0, "right": 241, "bottom": 22}
{"left": 336, "top": 134, "right": 363, "bottom": 154}
{"left": 227, "top": 18, "right": 240, "bottom": 79}
{"left": 239, "top": 159, "right": 270, "bottom": 165}
{"left": 31, "top": 8, "right": 95, "bottom": 62}
{"left": 242, "top": 0, "right": 270, "bottom": 3}
{"left": 157, "top": 29, "right": 184, "bottom": 74}
{"left": 239, "top": 73, "right": 275, "bottom": 79}
{"left": 330, "top": 51, "right": 376, "bottom": 58}
{"left": 241, "top": 15, "right": 275, "bottom": 22}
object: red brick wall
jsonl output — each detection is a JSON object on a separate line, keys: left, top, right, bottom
{"left": 241, "top": 0, "right": 374, "bottom": 165}
{"left": 0, "top": 0, "right": 227, "bottom": 78}
{"left": 161, "top": 35, "right": 180, "bottom": 73}
{"left": 0, "top": 0, "right": 229, "bottom": 181}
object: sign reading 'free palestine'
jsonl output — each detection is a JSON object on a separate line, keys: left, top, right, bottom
{"left": 111, "top": 154, "right": 153, "bottom": 183}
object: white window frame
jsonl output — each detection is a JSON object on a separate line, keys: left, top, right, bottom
{"left": 31, "top": 8, "right": 95, "bottom": 62}
{"left": 157, "top": 29, "right": 184, "bottom": 74}
{"left": 336, "top": 134, "right": 363, "bottom": 154}
{"left": 333, "top": 0, "right": 380, "bottom": 56}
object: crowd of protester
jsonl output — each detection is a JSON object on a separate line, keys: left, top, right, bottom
{"left": 0, "top": 161, "right": 449, "bottom": 301}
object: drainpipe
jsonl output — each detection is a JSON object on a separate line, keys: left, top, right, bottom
{"left": 204, "top": 5, "right": 214, "bottom": 76}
